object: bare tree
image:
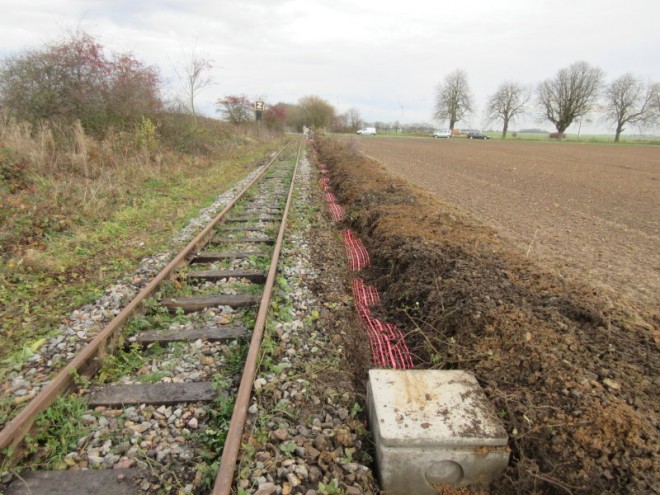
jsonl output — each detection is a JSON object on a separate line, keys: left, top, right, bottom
{"left": 216, "top": 94, "right": 253, "bottom": 124}
{"left": 296, "top": 95, "right": 335, "bottom": 130}
{"left": 486, "top": 82, "right": 530, "bottom": 139}
{"left": 331, "top": 107, "right": 362, "bottom": 133}
{"left": 434, "top": 69, "right": 473, "bottom": 131}
{"left": 177, "top": 52, "right": 213, "bottom": 126}
{"left": 345, "top": 107, "right": 362, "bottom": 130}
{"left": 537, "top": 61, "right": 604, "bottom": 138}
{"left": 604, "top": 74, "right": 658, "bottom": 142}
{"left": 331, "top": 113, "right": 349, "bottom": 132}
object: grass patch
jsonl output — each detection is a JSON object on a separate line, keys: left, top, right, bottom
{"left": 96, "top": 343, "right": 146, "bottom": 383}
{"left": 0, "top": 132, "right": 290, "bottom": 365}
{"left": 96, "top": 341, "right": 191, "bottom": 383}
{"left": 24, "top": 395, "right": 91, "bottom": 469}
{"left": 192, "top": 377, "right": 236, "bottom": 491}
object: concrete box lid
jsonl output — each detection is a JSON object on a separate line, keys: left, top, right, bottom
{"left": 368, "top": 369, "right": 508, "bottom": 448}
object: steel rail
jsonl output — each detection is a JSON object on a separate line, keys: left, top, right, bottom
{"left": 0, "top": 143, "right": 291, "bottom": 459}
{"left": 212, "top": 138, "right": 304, "bottom": 494}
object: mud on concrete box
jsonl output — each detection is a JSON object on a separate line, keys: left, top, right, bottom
{"left": 367, "top": 369, "right": 510, "bottom": 495}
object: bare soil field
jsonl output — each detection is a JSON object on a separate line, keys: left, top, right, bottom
{"left": 347, "top": 136, "right": 660, "bottom": 309}
{"left": 314, "top": 137, "right": 659, "bottom": 494}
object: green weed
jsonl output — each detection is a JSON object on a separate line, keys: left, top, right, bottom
{"left": 97, "top": 343, "right": 145, "bottom": 382}
{"left": 192, "top": 377, "right": 236, "bottom": 490}
{"left": 29, "top": 396, "right": 91, "bottom": 467}
{"left": 318, "top": 479, "right": 343, "bottom": 494}
{"left": 279, "top": 440, "right": 296, "bottom": 455}
{"left": 350, "top": 402, "right": 363, "bottom": 418}
{"left": 225, "top": 341, "right": 249, "bottom": 376}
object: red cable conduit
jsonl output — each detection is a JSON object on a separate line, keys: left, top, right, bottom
{"left": 314, "top": 153, "right": 413, "bottom": 369}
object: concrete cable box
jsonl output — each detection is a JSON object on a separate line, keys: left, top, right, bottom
{"left": 367, "top": 369, "right": 510, "bottom": 494}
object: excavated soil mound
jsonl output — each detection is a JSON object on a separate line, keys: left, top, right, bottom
{"left": 313, "top": 137, "right": 659, "bottom": 494}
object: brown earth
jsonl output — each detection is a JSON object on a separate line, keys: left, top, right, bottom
{"left": 346, "top": 136, "right": 660, "bottom": 309}
{"left": 312, "top": 137, "right": 659, "bottom": 495}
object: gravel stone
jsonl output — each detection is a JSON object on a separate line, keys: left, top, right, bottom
{"left": 1, "top": 149, "right": 380, "bottom": 494}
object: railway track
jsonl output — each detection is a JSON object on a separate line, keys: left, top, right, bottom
{"left": 1, "top": 139, "right": 303, "bottom": 494}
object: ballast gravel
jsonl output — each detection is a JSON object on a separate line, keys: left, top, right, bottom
{"left": 2, "top": 147, "right": 380, "bottom": 494}
{"left": 1, "top": 164, "right": 268, "bottom": 420}
{"left": 234, "top": 152, "right": 378, "bottom": 494}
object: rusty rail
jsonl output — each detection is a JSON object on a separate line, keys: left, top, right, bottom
{"left": 0, "top": 144, "right": 290, "bottom": 460}
{"left": 212, "top": 138, "right": 303, "bottom": 494}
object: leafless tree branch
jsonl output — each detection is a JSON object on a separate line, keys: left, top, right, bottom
{"left": 434, "top": 69, "right": 474, "bottom": 131}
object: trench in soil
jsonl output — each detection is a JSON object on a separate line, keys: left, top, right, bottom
{"left": 311, "top": 137, "right": 659, "bottom": 495}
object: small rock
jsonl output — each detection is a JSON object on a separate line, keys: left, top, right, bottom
{"left": 313, "top": 434, "right": 330, "bottom": 451}
{"left": 306, "top": 446, "right": 321, "bottom": 460}
{"left": 216, "top": 314, "right": 232, "bottom": 325}
{"left": 256, "top": 451, "right": 271, "bottom": 462}
{"left": 271, "top": 428, "right": 288, "bottom": 442}
{"left": 113, "top": 457, "right": 136, "bottom": 469}
{"left": 103, "top": 454, "right": 121, "bottom": 467}
{"left": 128, "top": 422, "right": 150, "bottom": 434}
{"left": 255, "top": 482, "right": 277, "bottom": 495}
{"left": 603, "top": 378, "right": 621, "bottom": 390}
{"left": 308, "top": 466, "right": 322, "bottom": 482}
{"left": 287, "top": 473, "right": 300, "bottom": 487}
{"left": 295, "top": 464, "right": 309, "bottom": 479}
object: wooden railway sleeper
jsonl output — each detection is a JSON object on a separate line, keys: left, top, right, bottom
{"left": 0, "top": 140, "right": 300, "bottom": 494}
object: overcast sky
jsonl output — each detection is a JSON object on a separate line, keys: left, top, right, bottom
{"left": 1, "top": 0, "right": 659, "bottom": 133}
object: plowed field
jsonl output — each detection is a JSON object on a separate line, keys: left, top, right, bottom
{"left": 316, "top": 136, "right": 659, "bottom": 494}
{"left": 349, "top": 137, "right": 660, "bottom": 308}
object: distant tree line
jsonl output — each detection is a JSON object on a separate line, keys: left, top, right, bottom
{"left": 434, "top": 62, "right": 659, "bottom": 141}
{"left": 0, "top": 30, "right": 346, "bottom": 145}
{"left": 6, "top": 32, "right": 654, "bottom": 143}
{"left": 215, "top": 94, "right": 338, "bottom": 133}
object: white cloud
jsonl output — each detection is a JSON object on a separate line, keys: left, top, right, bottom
{"left": 0, "top": 0, "right": 658, "bottom": 133}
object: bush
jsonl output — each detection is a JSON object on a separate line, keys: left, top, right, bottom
{"left": 136, "top": 116, "right": 159, "bottom": 152}
{"left": 0, "top": 31, "right": 162, "bottom": 137}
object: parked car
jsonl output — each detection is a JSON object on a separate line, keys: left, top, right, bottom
{"left": 432, "top": 129, "right": 452, "bottom": 139}
{"left": 357, "top": 127, "right": 376, "bottom": 135}
{"left": 467, "top": 132, "right": 489, "bottom": 140}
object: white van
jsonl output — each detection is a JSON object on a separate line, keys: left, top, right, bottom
{"left": 357, "top": 127, "right": 377, "bottom": 135}
{"left": 432, "top": 129, "right": 451, "bottom": 138}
